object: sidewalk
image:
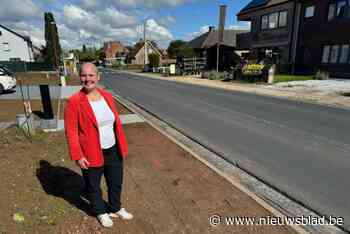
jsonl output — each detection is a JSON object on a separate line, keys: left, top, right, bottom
{"left": 117, "top": 70, "right": 350, "bottom": 110}
{"left": 0, "top": 100, "right": 296, "bottom": 234}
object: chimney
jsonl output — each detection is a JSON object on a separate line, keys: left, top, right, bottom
{"left": 209, "top": 26, "right": 215, "bottom": 32}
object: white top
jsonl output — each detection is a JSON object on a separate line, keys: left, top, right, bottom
{"left": 89, "top": 97, "right": 116, "bottom": 149}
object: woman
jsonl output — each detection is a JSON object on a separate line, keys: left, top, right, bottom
{"left": 64, "top": 63, "right": 133, "bottom": 228}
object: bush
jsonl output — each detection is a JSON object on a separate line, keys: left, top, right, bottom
{"left": 148, "top": 53, "right": 160, "bottom": 68}
{"left": 204, "top": 71, "right": 225, "bottom": 80}
{"left": 314, "top": 70, "right": 329, "bottom": 80}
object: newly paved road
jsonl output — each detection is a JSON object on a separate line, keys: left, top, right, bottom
{"left": 101, "top": 71, "right": 350, "bottom": 230}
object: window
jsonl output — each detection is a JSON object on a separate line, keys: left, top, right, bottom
{"left": 328, "top": 3, "right": 336, "bottom": 20}
{"left": 2, "top": 42, "right": 9, "bottom": 52}
{"left": 322, "top": 46, "right": 331, "bottom": 63}
{"left": 330, "top": 45, "right": 340, "bottom": 63}
{"left": 261, "top": 15, "right": 268, "bottom": 30}
{"left": 305, "top": 6, "right": 315, "bottom": 18}
{"left": 328, "top": 0, "right": 350, "bottom": 20}
{"left": 337, "top": 1, "right": 347, "bottom": 15}
{"left": 279, "top": 11, "right": 288, "bottom": 27}
{"left": 269, "top": 12, "right": 279, "bottom": 29}
{"left": 339, "top": 45, "right": 349, "bottom": 63}
{"left": 261, "top": 11, "right": 288, "bottom": 30}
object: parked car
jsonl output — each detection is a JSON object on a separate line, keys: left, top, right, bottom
{"left": 0, "top": 66, "right": 16, "bottom": 94}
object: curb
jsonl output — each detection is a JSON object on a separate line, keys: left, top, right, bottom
{"left": 104, "top": 89, "right": 346, "bottom": 234}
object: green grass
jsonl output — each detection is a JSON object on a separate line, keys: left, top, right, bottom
{"left": 274, "top": 75, "right": 314, "bottom": 83}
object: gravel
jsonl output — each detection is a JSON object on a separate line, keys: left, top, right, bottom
{"left": 270, "top": 80, "right": 350, "bottom": 94}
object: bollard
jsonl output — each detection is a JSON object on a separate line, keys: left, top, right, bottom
{"left": 60, "top": 76, "right": 66, "bottom": 86}
{"left": 268, "top": 65, "right": 276, "bottom": 84}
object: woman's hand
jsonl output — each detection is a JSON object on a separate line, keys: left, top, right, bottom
{"left": 76, "top": 157, "right": 90, "bottom": 169}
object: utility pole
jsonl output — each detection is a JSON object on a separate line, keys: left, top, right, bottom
{"left": 217, "top": 5, "right": 227, "bottom": 72}
{"left": 144, "top": 20, "right": 147, "bottom": 67}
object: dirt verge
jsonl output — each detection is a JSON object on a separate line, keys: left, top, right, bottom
{"left": 0, "top": 121, "right": 296, "bottom": 234}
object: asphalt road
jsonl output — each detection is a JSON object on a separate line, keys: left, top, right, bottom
{"left": 101, "top": 71, "right": 350, "bottom": 230}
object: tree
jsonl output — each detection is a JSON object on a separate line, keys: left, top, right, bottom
{"left": 44, "top": 12, "right": 61, "bottom": 68}
{"left": 96, "top": 49, "right": 106, "bottom": 61}
{"left": 167, "top": 40, "right": 195, "bottom": 59}
{"left": 82, "top": 44, "right": 87, "bottom": 53}
{"left": 148, "top": 53, "right": 160, "bottom": 68}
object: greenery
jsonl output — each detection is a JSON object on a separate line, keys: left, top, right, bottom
{"left": 315, "top": 70, "right": 330, "bottom": 80}
{"left": 148, "top": 53, "right": 160, "bottom": 68}
{"left": 167, "top": 40, "right": 195, "bottom": 58}
{"left": 206, "top": 71, "right": 225, "bottom": 80}
{"left": 70, "top": 46, "right": 105, "bottom": 62}
{"left": 43, "top": 12, "right": 61, "bottom": 68}
{"left": 274, "top": 75, "right": 314, "bottom": 83}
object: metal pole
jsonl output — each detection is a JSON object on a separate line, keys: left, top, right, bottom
{"left": 144, "top": 20, "right": 147, "bottom": 67}
{"left": 216, "top": 43, "right": 220, "bottom": 72}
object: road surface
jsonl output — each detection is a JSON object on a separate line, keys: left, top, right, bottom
{"left": 101, "top": 71, "right": 350, "bottom": 230}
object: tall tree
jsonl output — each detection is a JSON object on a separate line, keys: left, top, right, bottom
{"left": 44, "top": 12, "right": 61, "bottom": 68}
{"left": 167, "top": 40, "right": 195, "bottom": 59}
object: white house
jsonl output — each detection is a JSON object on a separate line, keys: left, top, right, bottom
{"left": 129, "top": 40, "right": 163, "bottom": 65}
{"left": 0, "top": 24, "right": 34, "bottom": 62}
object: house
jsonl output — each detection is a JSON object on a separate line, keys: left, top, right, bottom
{"left": 296, "top": 0, "right": 350, "bottom": 77}
{"left": 0, "top": 24, "right": 34, "bottom": 62}
{"left": 128, "top": 40, "right": 163, "bottom": 65}
{"left": 188, "top": 27, "right": 249, "bottom": 71}
{"left": 103, "top": 41, "right": 129, "bottom": 65}
{"left": 237, "top": 0, "right": 350, "bottom": 77}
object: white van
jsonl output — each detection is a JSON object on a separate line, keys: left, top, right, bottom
{"left": 0, "top": 66, "right": 16, "bottom": 94}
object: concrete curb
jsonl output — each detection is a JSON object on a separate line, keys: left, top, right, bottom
{"left": 105, "top": 90, "right": 346, "bottom": 234}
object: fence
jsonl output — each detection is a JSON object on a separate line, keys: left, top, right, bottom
{"left": 177, "top": 57, "right": 207, "bottom": 75}
{"left": 0, "top": 61, "right": 54, "bottom": 72}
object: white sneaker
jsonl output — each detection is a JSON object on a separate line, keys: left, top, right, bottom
{"left": 109, "top": 208, "right": 133, "bottom": 220}
{"left": 97, "top": 213, "right": 114, "bottom": 228}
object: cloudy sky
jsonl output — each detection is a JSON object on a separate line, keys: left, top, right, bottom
{"left": 0, "top": 0, "right": 250, "bottom": 50}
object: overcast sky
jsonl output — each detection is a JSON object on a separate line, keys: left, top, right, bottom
{"left": 0, "top": 0, "right": 250, "bottom": 50}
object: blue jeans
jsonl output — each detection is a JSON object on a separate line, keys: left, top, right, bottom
{"left": 81, "top": 144, "right": 123, "bottom": 215}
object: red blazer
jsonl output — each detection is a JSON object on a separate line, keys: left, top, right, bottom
{"left": 64, "top": 88, "right": 128, "bottom": 167}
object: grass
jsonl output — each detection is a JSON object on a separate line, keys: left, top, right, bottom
{"left": 274, "top": 75, "right": 314, "bottom": 83}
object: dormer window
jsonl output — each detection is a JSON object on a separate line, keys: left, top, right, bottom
{"left": 328, "top": 0, "right": 350, "bottom": 21}
{"left": 305, "top": 6, "right": 315, "bottom": 18}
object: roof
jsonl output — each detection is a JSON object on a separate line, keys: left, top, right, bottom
{"left": 238, "top": 0, "right": 290, "bottom": 15}
{"left": 103, "top": 41, "right": 129, "bottom": 58}
{"left": 187, "top": 29, "right": 248, "bottom": 49}
{"left": 128, "top": 40, "right": 161, "bottom": 59}
{"left": 241, "top": 0, "right": 270, "bottom": 12}
{"left": 0, "top": 24, "right": 32, "bottom": 44}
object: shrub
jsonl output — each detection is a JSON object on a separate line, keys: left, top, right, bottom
{"left": 314, "top": 70, "right": 330, "bottom": 80}
{"left": 148, "top": 53, "right": 160, "bottom": 68}
{"left": 207, "top": 71, "right": 225, "bottom": 80}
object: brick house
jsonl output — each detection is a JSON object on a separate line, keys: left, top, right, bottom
{"left": 103, "top": 41, "right": 129, "bottom": 65}
{"left": 237, "top": 0, "right": 350, "bottom": 77}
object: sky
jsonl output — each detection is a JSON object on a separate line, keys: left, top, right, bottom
{"left": 0, "top": 0, "right": 251, "bottom": 50}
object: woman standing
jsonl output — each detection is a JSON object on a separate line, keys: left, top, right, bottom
{"left": 64, "top": 63, "right": 133, "bottom": 228}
